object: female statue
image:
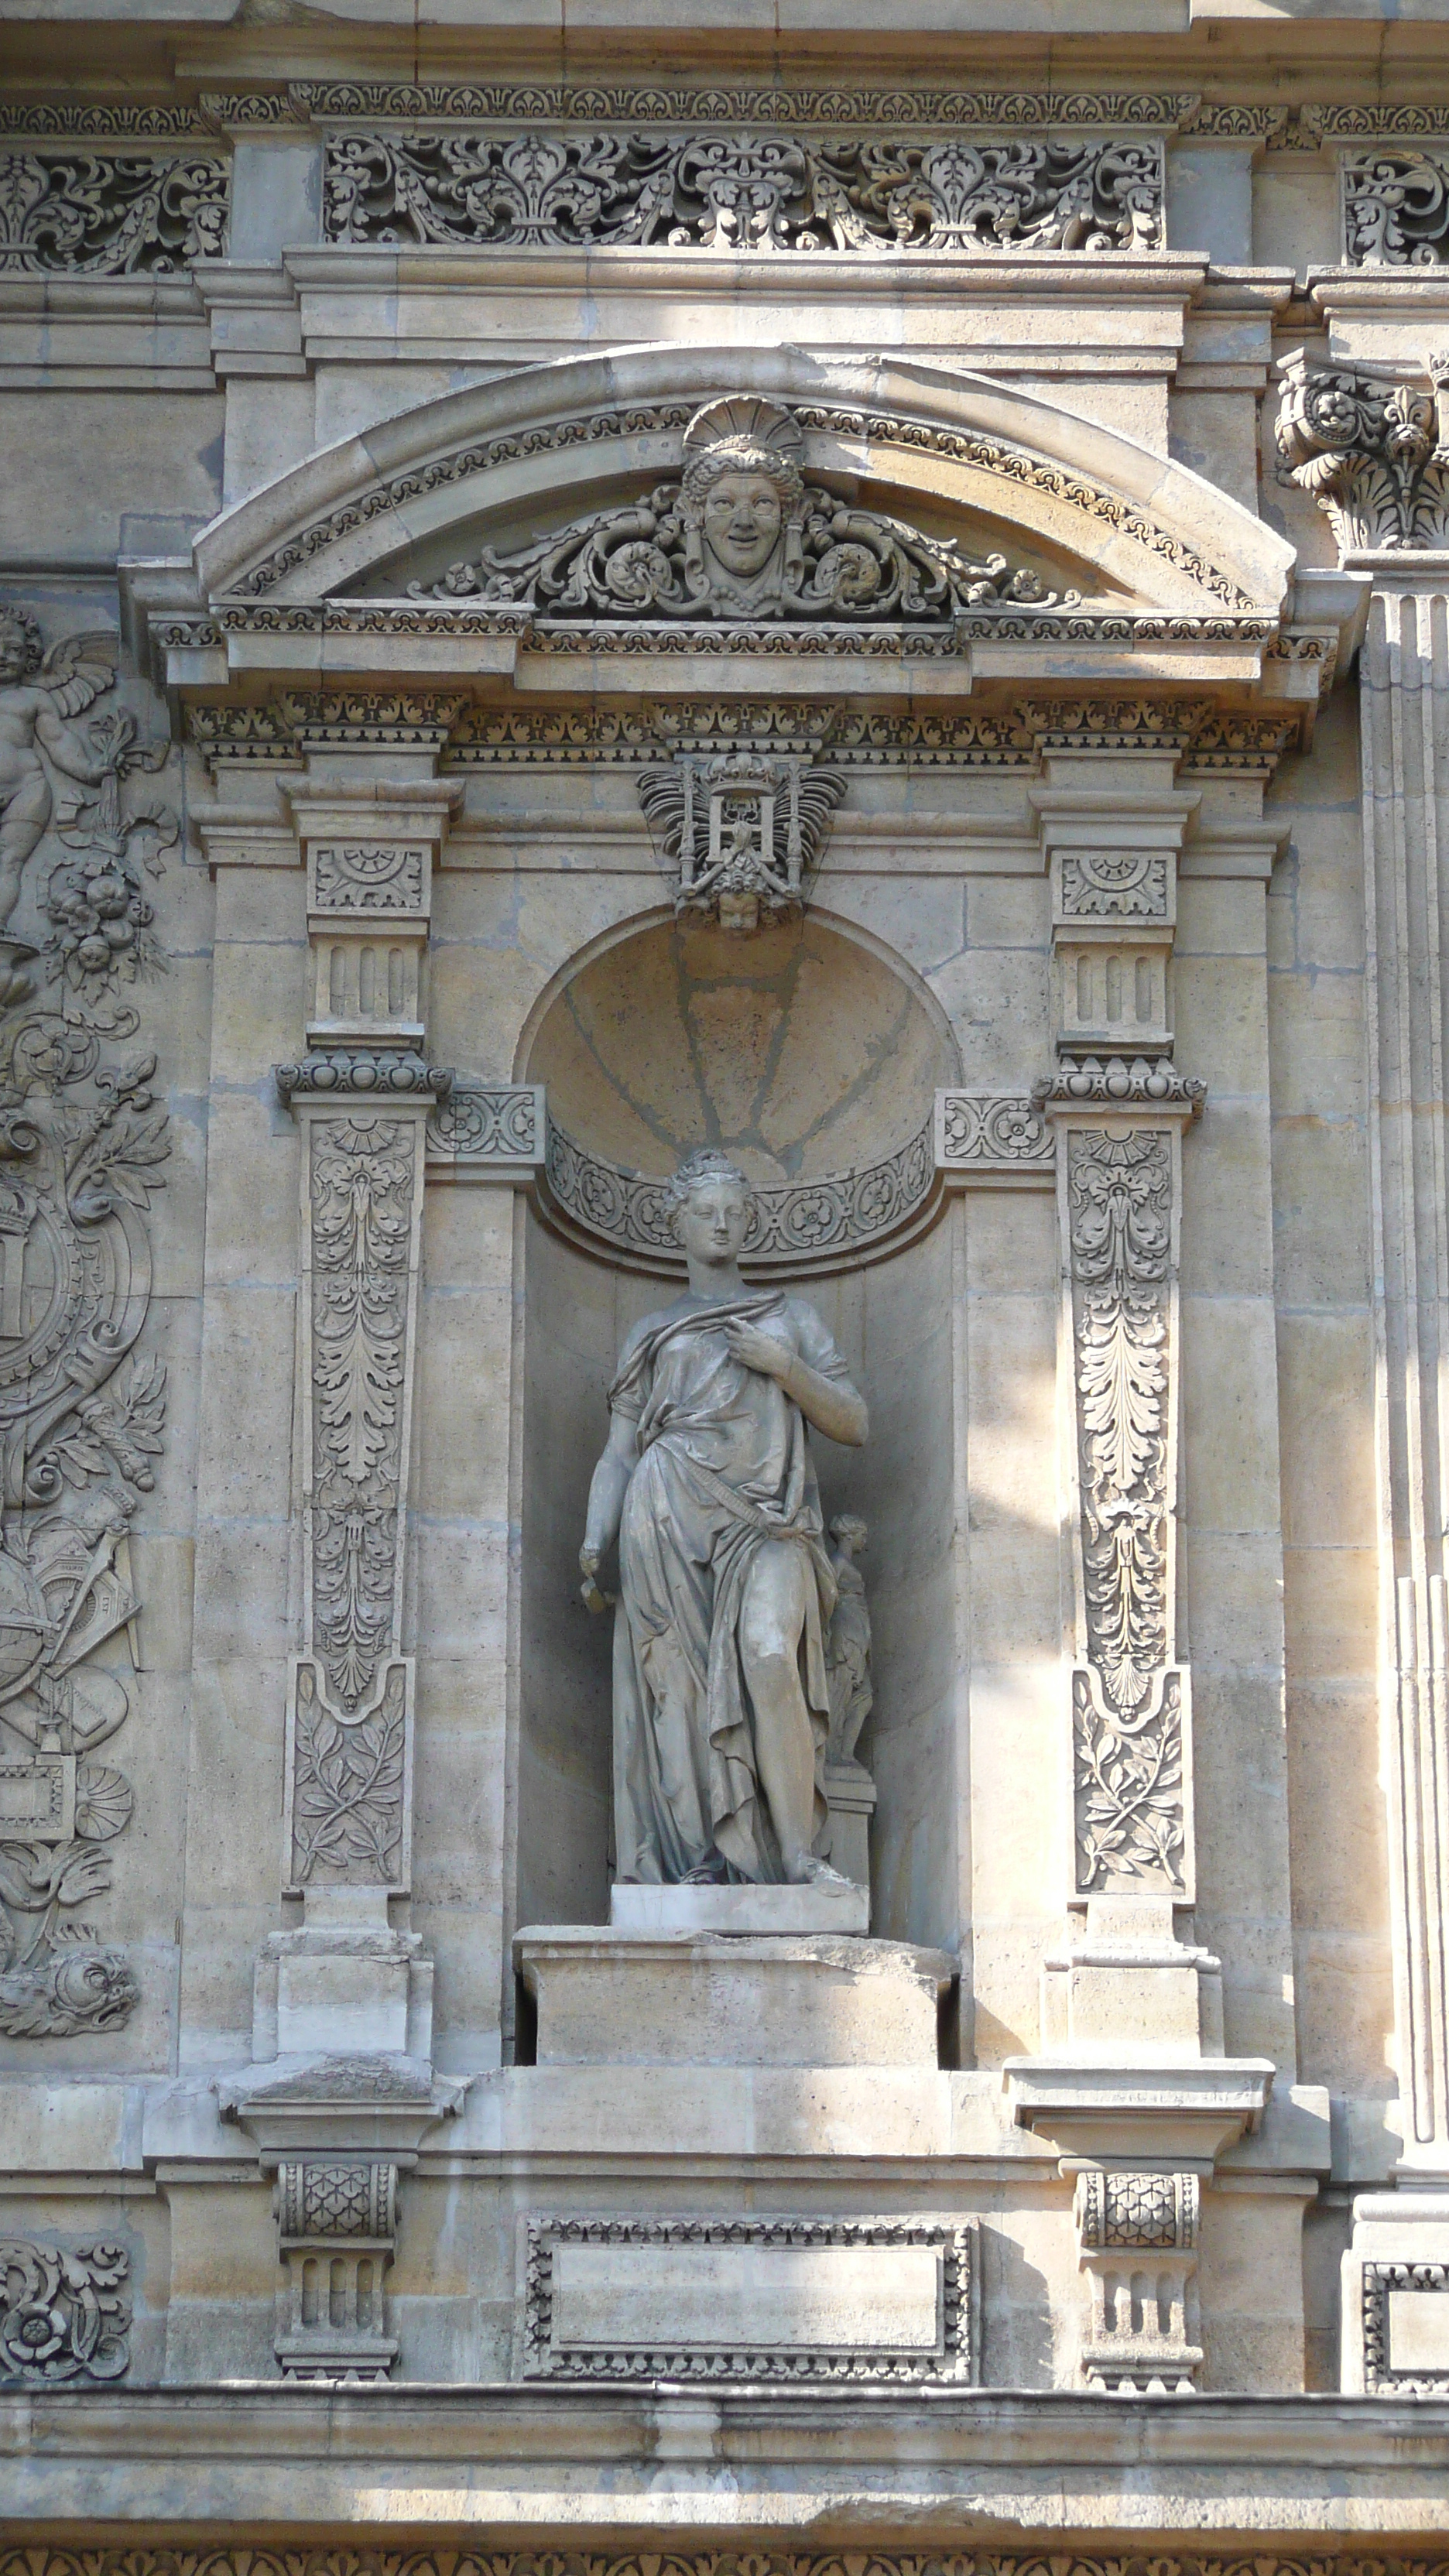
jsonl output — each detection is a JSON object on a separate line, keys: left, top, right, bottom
{"left": 580, "top": 1148, "right": 868, "bottom": 1888}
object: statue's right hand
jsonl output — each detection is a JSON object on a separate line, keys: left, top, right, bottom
{"left": 578, "top": 1543, "right": 614, "bottom": 1615}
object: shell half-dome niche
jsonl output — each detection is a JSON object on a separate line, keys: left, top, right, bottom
{"left": 523, "top": 913, "right": 960, "bottom": 1276}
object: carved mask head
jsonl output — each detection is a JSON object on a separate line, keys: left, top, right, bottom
{"left": 681, "top": 436, "right": 803, "bottom": 600}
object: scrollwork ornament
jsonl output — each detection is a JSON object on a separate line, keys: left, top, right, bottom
{"left": 0, "top": 150, "right": 228, "bottom": 275}
{"left": 323, "top": 124, "right": 1163, "bottom": 255}
{"left": 1344, "top": 146, "right": 1449, "bottom": 266}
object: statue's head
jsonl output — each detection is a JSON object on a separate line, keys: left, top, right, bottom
{"left": 0, "top": 609, "right": 42, "bottom": 687}
{"left": 679, "top": 398, "right": 807, "bottom": 596}
{"left": 670, "top": 1146, "right": 756, "bottom": 1263}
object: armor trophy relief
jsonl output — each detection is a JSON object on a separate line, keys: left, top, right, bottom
{"left": 580, "top": 1149, "right": 873, "bottom": 1936}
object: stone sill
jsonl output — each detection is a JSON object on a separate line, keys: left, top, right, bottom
{"left": 5, "top": 2385, "right": 1449, "bottom": 2536}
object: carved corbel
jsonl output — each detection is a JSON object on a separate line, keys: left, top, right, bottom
{"left": 1074, "top": 2170, "right": 1201, "bottom": 2393}
{"left": 273, "top": 2157, "right": 399, "bottom": 2383}
{"left": 1276, "top": 348, "right": 1449, "bottom": 553}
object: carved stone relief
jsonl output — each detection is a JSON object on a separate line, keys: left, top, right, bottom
{"left": 1074, "top": 2170, "right": 1201, "bottom": 2393}
{"left": 324, "top": 124, "right": 1163, "bottom": 255}
{"left": 0, "top": 2239, "right": 130, "bottom": 2382}
{"left": 273, "top": 2157, "right": 399, "bottom": 2382}
{"left": 1343, "top": 147, "right": 1449, "bottom": 266}
{"left": 272, "top": 1065, "right": 447, "bottom": 1895}
{"left": 0, "top": 618, "right": 171, "bottom": 2038}
{"left": 1276, "top": 350, "right": 1449, "bottom": 550}
{"left": 411, "top": 396, "right": 1066, "bottom": 622}
{"left": 1361, "top": 2261, "right": 1449, "bottom": 2394}
{"left": 0, "top": 151, "right": 228, "bottom": 273}
{"left": 1062, "top": 1127, "right": 1190, "bottom": 1898}
{"left": 637, "top": 751, "right": 846, "bottom": 929}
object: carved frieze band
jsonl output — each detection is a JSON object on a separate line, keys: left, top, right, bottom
{"left": 324, "top": 127, "right": 1163, "bottom": 255}
{"left": 0, "top": 2241, "right": 130, "bottom": 2384}
{"left": 0, "top": 151, "right": 228, "bottom": 275}
{"left": 278, "top": 1061, "right": 446, "bottom": 1896}
{"left": 427, "top": 1087, "right": 1053, "bottom": 1267}
{"left": 523, "top": 2216, "right": 975, "bottom": 2384}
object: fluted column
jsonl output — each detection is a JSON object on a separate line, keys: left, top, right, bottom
{"left": 1278, "top": 348, "right": 1449, "bottom": 2388}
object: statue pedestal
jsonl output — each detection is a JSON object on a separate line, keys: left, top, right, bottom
{"left": 609, "top": 1879, "right": 868, "bottom": 1936}
{"left": 515, "top": 1927, "right": 952, "bottom": 2067}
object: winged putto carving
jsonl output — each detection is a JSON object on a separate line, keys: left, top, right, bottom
{"left": 409, "top": 396, "right": 1067, "bottom": 624}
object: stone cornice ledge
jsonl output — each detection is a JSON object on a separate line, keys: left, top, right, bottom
{"left": 3, "top": 2388, "right": 1449, "bottom": 2531}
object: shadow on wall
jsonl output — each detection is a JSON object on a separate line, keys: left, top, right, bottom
{"left": 515, "top": 911, "right": 964, "bottom": 1952}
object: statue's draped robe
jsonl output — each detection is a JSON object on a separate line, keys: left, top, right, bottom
{"left": 608, "top": 1289, "right": 851, "bottom": 1883}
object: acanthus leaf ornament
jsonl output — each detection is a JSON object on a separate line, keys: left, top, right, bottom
{"left": 1276, "top": 348, "right": 1449, "bottom": 551}
{"left": 0, "top": 2239, "right": 130, "bottom": 2382}
{"left": 322, "top": 123, "right": 1163, "bottom": 256}
{"left": 0, "top": 149, "right": 228, "bottom": 276}
{"left": 409, "top": 396, "right": 1067, "bottom": 625}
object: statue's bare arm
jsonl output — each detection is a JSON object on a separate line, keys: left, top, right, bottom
{"left": 724, "top": 1318, "right": 868, "bottom": 1447}
{"left": 579, "top": 1405, "right": 638, "bottom": 1604}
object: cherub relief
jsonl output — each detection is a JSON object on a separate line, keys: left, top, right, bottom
{"left": 0, "top": 608, "right": 117, "bottom": 930}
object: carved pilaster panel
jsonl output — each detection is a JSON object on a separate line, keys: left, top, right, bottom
{"left": 279, "top": 1081, "right": 440, "bottom": 1898}
{"left": 1048, "top": 1105, "right": 1202, "bottom": 1906}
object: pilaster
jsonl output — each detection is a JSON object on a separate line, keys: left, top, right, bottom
{"left": 1006, "top": 729, "right": 1274, "bottom": 2390}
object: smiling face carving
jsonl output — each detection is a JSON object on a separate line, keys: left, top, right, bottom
{"left": 701, "top": 471, "right": 786, "bottom": 577}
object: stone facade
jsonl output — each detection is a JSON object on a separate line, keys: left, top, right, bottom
{"left": 3, "top": 0, "right": 1449, "bottom": 2559}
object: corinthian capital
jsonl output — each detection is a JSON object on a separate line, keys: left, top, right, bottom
{"left": 1275, "top": 348, "right": 1449, "bottom": 552}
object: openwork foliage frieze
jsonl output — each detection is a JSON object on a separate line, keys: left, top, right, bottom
{"left": 0, "top": 2239, "right": 129, "bottom": 2382}
{"left": 1344, "top": 146, "right": 1449, "bottom": 265}
{"left": 0, "top": 150, "right": 228, "bottom": 276}
{"left": 324, "top": 126, "right": 1163, "bottom": 255}
{"left": 12, "top": 2553, "right": 1449, "bottom": 2576}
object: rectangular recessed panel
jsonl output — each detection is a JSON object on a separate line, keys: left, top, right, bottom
{"left": 551, "top": 2241, "right": 942, "bottom": 2354}
{"left": 1388, "top": 2287, "right": 1449, "bottom": 2373}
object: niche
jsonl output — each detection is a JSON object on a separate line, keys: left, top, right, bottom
{"left": 516, "top": 911, "right": 963, "bottom": 1951}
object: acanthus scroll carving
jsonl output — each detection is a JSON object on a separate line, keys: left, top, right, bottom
{"left": 410, "top": 395, "right": 1066, "bottom": 623}
{"left": 1343, "top": 147, "right": 1449, "bottom": 267}
{"left": 324, "top": 126, "right": 1163, "bottom": 256}
{"left": 1066, "top": 1128, "right": 1190, "bottom": 1898}
{"left": 0, "top": 150, "right": 228, "bottom": 275}
{"left": 0, "top": 2239, "right": 130, "bottom": 2382}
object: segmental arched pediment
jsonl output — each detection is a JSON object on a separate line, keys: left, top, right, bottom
{"left": 164, "top": 344, "right": 1293, "bottom": 690}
